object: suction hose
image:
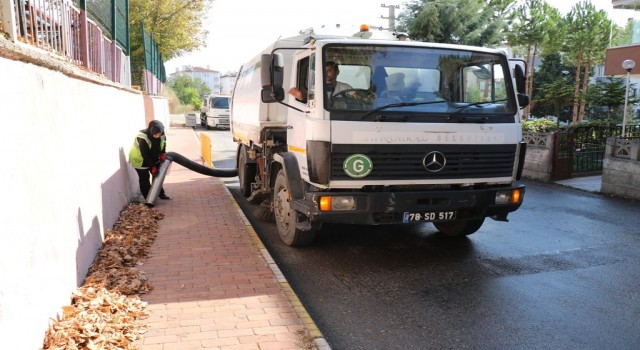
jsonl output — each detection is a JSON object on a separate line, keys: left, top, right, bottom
{"left": 145, "top": 151, "right": 238, "bottom": 207}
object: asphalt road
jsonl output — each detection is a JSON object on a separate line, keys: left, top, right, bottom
{"left": 202, "top": 127, "right": 640, "bottom": 350}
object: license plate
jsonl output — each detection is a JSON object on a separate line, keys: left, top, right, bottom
{"left": 403, "top": 211, "right": 457, "bottom": 222}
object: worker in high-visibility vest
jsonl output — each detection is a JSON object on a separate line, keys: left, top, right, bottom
{"left": 129, "top": 120, "right": 171, "bottom": 200}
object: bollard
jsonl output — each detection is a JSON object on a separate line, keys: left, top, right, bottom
{"left": 200, "top": 133, "right": 212, "bottom": 168}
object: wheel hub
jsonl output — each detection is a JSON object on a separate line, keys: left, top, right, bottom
{"left": 275, "top": 187, "right": 290, "bottom": 229}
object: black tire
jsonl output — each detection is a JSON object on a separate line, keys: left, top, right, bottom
{"left": 433, "top": 218, "right": 485, "bottom": 237}
{"left": 238, "top": 146, "right": 256, "bottom": 197}
{"left": 273, "top": 169, "right": 316, "bottom": 246}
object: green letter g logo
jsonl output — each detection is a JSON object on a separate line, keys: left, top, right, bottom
{"left": 343, "top": 154, "right": 373, "bottom": 178}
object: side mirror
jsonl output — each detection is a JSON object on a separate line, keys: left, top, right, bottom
{"left": 517, "top": 93, "right": 530, "bottom": 109}
{"left": 261, "top": 88, "right": 285, "bottom": 103}
{"left": 510, "top": 59, "right": 527, "bottom": 94}
{"left": 260, "top": 53, "right": 285, "bottom": 103}
{"left": 515, "top": 66, "right": 526, "bottom": 94}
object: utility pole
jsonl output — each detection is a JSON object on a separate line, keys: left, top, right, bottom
{"left": 380, "top": 3, "right": 400, "bottom": 31}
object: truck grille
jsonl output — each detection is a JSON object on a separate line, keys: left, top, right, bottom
{"left": 331, "top": 144, "right": 516, "bottom": 180}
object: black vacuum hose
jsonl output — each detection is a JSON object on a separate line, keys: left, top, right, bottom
{"left": 146, "top": 151, "right": 238, "bottom": 207}
{"left": 165, "top": 151, "right": 238, "bottom": 177}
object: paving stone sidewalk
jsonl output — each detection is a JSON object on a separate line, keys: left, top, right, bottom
{"left": 137, "top": 125, "right": 328, "bottom": 350}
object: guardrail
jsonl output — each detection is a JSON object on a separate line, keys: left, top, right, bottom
{"left": 0, "top": 0, "right": 130, "bottom": 86}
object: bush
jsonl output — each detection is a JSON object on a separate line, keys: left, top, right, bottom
{"left": 164, "top": 87, "right": 197, "bottom": 114}
{"left": 522, "top": 118, "right": 559, "bottom": 133}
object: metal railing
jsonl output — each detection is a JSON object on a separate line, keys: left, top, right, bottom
{"left": 0, "top": 0, "right": 130, "bottom": 86}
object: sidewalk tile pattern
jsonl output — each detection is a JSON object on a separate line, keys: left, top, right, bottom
{"left": 137, "top": 127, "right": 317, "bottom": 350}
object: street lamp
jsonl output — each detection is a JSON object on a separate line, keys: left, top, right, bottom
{"left": 621, "top": 59, "right": 635, "bottom": 137}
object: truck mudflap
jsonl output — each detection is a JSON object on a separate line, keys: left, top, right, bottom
{"left": 289, "top": 184, "right": 525, "bottom": 225}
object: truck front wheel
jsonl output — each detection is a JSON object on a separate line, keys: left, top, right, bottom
{"left": 433, "top": 218, "right": 484, "bottom": 237}
{"left": 273, "top": 169, "right": 316, "bottom": 246}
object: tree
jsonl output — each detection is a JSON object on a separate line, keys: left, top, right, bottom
{"left": 587, "top": 76, "right": 638, "bottom": 121}
{"left": 129, "top": 0, "right": 214, "bottom": 87}
{"left": 130, "top": 0, "right": 214, "bottom": 61}
{"left": 538, "top": 79, "right": 575, "bottom": 124}
{"left": 564, "top": 1, "right": 613, "bottom": 124}
{"left": 398, "top": 0, "right": 514, "bottom": 46}
{"left": 531, "top": 53, "right": 575, "bottom": 118}
{"left": 506, "top": 0, "right": 563, "bottom": 118}
{"left": 168, "top": 75, "right": 211, "bottom": 109}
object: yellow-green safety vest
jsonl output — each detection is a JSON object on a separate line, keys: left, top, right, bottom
{"left": 129, "top": 132, "right": 166, "bottom": 168}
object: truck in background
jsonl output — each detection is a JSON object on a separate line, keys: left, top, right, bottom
{"left": 200, "top": 95, "right": 210, "bottom": 126}
{"left": 230, "top": 24, "right": 529, "bottom": 246}
{"left": 201, "top": 94, "right": 231, "bottom": 129}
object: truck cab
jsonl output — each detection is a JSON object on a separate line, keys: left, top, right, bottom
{"left": 204, "top": 95, "right": 231, "bottom": 129}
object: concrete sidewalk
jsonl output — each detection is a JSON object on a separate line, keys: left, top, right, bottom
{"left": 555, "top": 175, "right": 602, "bottom": 193}
{"left": 137, "top": 126, "right": 329, "bottom": 350}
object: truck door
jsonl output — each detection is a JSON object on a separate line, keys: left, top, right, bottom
{"left": 287, "top": 53, "right": 315, "bottom": 179}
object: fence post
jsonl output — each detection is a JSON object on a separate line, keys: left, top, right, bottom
{"left": 78, "top": 0, "right": 89, "bottom": 68}
{"left": 0, "top": 0, "right": 18, "bottom": 42}
{"left": 110, "top": 0, "right": 116, "bottom": 82}
{"left": 632, "top": 140, "right": 640, "bottom": 161}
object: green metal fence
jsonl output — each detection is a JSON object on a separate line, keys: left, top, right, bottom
{"left": 79, "top": 0, "right": 129, "bottom": 55}
{"left": 140, "top": 23, "right": 166, "bottom": 94}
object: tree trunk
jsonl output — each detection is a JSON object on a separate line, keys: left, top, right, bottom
{"left": 572, "top": 50, "right": 583, "bottom": 124}
{"left": 578, "top": 61, "right": 591, "bottom": 122}
{"left": 524, "top": 43, "right": 537, "bottom": 118}
{"left": 523, "top": 44, "right": 533, "bottom": 119}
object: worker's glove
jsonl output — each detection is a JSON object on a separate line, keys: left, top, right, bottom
{"left": 160, "top": 153, "right": 166, "bottom": 162}
{"left": 150, "top": 166, "right": 158, "bottom": 176}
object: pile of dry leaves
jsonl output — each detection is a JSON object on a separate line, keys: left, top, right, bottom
{"left": 43, "top": 203, "right": 163, "bottom": 349}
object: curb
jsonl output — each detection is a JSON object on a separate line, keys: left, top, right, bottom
{"left": 223, "top": 186, "right": 332, "bottom": 350}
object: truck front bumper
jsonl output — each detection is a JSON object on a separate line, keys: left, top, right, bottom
{"left": 207, "top": 117, "right": 230, "bottom": 128}
{"left": 290, "top": 184, "right": 525, "bottom": 225}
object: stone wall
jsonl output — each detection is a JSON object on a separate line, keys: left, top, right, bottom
{"left": 602, "top": 138, "right": 640, "bottom": 200}
{"left": 522, "top": 132, "right": 555, "bottom": 182}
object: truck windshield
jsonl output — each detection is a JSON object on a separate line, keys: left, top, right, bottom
{"left": 323, "top": 45, "right": 516, "bottom": 119}
{"left": 213, "top": 97, "right": 229, "bottom": 109}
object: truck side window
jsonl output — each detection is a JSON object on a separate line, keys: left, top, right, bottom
{"left": 294, "top": 57, "right": 310, "bottom": 103}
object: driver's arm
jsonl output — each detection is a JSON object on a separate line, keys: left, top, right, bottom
{"left": 288, "top": 87, "right": 307, "bottom": 103}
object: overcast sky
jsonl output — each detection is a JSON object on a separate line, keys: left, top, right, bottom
{"left": 164, "top": 0, "right": 638, "bottom": 74}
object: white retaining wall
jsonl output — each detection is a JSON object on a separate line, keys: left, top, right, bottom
{"left": 0, "top": 53, "right": 167, "bottom": 348}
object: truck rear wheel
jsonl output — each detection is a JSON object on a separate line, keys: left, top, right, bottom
{"left": 238, "top": 146, "right": 256, "bottom": 197}
{"left": 434, "top": 218, "right": 484, "bottom": 237}
{"left": 273, "top": 169, "right": 316, "bottom": 246}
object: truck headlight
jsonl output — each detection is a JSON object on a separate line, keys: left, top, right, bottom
{"left": 319, "top": 196, "right": 356, "bottom": 211}
{"left": 495, "top": 189, "right": 522, "bottom": 204}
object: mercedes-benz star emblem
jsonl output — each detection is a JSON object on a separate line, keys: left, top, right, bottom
{"left": 423, "top": 151, "right": 446, "bottom": 173}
